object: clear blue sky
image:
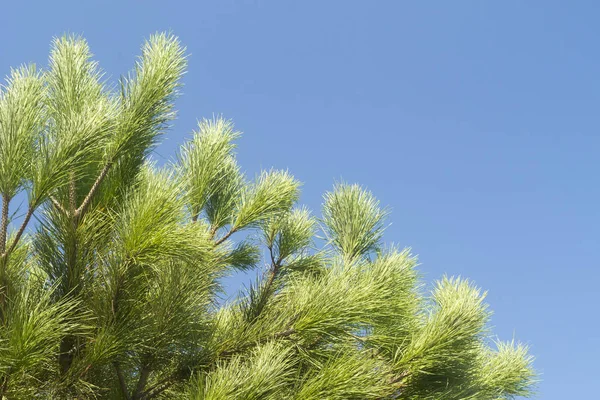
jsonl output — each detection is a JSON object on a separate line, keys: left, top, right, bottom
{"left": 1, "top": 1, "right": 596, "bottom": 398}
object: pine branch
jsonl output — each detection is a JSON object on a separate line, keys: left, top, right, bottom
{"left": 76, "top": 161, "right": 112, "bottom": 217}
{"left": 140, "top": 379, "right": 171, "bottom": 400}
{"left": 0, "top": 194, "right": 9, "bottom": 254}
{"left": 132, "top": 364, "right": 151, "bottom": 400}
{"left": 139, "top": 367, "right": 191, "bottom": 400}
{"left": 140, "top": 327, "right": 298, "bottom": 399}
{"left": 215, "top": 228, "right": 236, "bottom": 246}
{"left": 3, "top": 205, "right": 34, "bottom": 257}
{"left": 247, "top": 244, "right": 283, "bottom": 320}
{"left": 266, "top": 245, "right": 282, "bottom": 291}
{"left": 49, "top": 195, "right": 68, "bottom": 215}
{"left": 114, "top": 362, "right": 131, "bottom": 400}
{"left": 217, "top": 326, "right": 296, "bottom": 359}
{"left": 68, "top": 172, "right": 77, "bottom": 215}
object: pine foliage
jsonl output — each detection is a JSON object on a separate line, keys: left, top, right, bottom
{"left": 0, "top": 33, "right": 536, "bottom": 399}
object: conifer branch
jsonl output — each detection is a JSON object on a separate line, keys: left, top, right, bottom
{"left": 215, "top": 228, "right": 236, "bottom": 246}
{"left": 49, "top": 196, "right": 68, "bottom": 215}
{"left": 114, "top": 362, "right": 131, "bottom": 400}
{"left": 0, "top": 194, "right": 9, "bottom": 255}
{"left": 140, "top": 380, "right": 171, "bottom": 400}
{"left": 4, "top": 205, "right": 34, "bottom": 257}
{"left": 140, "top": 326, "right": 298, "bottom": 399}
{"left": 76, "top": 161, "right": 112, "bottom": 217}
{"left": 260, "top": 244, "right": 283, "bottom": 304}
{"left": 132, "top": 364, "right": 151, "bottom": 400}
{"left": 68, "top": 172, "right": 77, "bottom": 215}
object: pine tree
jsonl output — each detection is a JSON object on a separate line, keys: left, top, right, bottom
{"left": 0, "top": 33, "right": 536, "bottom": 399}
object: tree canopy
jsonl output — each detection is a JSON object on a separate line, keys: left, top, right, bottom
{"left": 0, "top": 33, "right": 536, "bottom": 399}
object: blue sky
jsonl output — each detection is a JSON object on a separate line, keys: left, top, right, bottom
{"left": 1, "top": 1, "right": 597, "bottom": 398}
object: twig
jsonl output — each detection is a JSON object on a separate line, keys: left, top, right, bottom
{"left": 50, "top": 196, "right": 68, "bottom": 215}
{"left": 265, "top": 245, "right": 282, "bottom": 293}
{"left": 76, "top": 161, "right": 112, "bottom": 217}
{"left": 209, "top": 225, "right": 218, "bottom": 240}
{"left": 69, "top": 172, "right": 77, "bottom": 215}
{"left": 215, "top": 228, "right": 236, "bottom": 246}
{"left": 4, "top": 205, "right": 34, "bottom": 257}
{"left": 0, "top": 194, "right": 9, "bottom": 254}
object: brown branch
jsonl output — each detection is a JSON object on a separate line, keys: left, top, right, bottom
{"left": 3, "top": 205, "right": 34, "bottom": 257}
{"left": 0, "top": 195, "right": 11, "bottom": 322}
{"left": 79, "top": 363, "right": 93, "bottom": 379}
{"left": 243, "top": 245, "right": 283, "bottom": 323}
{"left": 69, "top": 172, "right": 77, "bottom": 214}
{"left": 389, "top": 370, "right": 410, "bottom": 386}
{"left": 49, "top": 196, "right": 68, "bottom": 215}
{"left": 209, "top": 225, "right": 218, "bottom": 240}
{"left": 0, "top": 194, "right": 9, "bottom": 255}
{"left": 76, "top": 161, "right": 112, "bottom": 217}
{"left": 114, "top": 362, "right": 131, "bottom": 400}
{"left": 273, "top": 327, "right": 296, "bottom": 340}
{"left": 266, "top": 245, "right": 282, "bottom": 292}
{"left": 215, "top": 228, "right": 236, "bottom": 246}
